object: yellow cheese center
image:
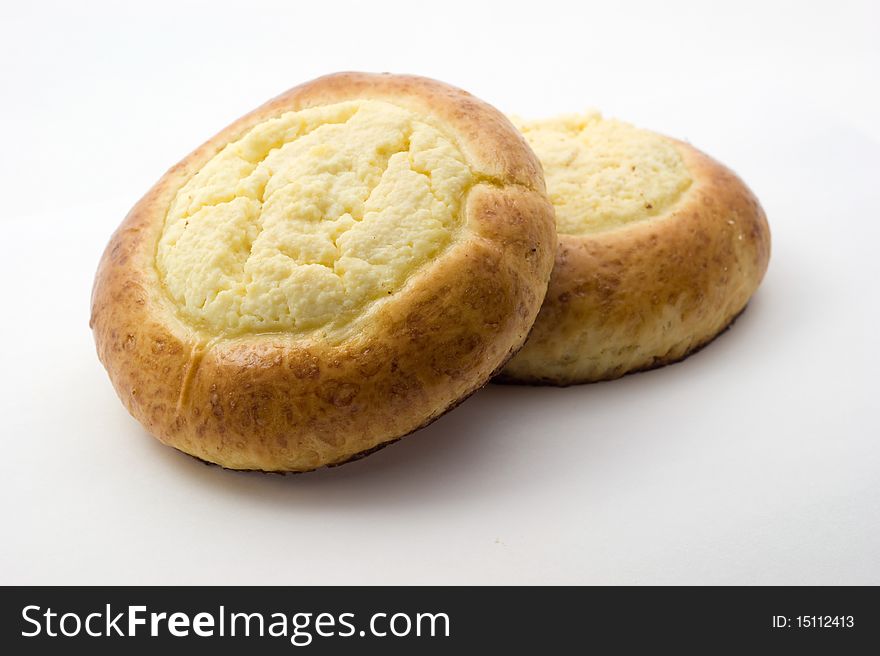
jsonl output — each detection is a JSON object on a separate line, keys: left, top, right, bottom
{"left": 157, "top": 100, "right": 473, "bottom": 335}
{"left": 512, "top": 113, "right": 691, "bottom": 235}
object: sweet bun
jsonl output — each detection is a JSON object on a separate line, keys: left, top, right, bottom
{"left": 500, "top": 113, "right": 770, "bottom": 384}
{"left": 91, "top": 72, "right": 556, "bottom": 471}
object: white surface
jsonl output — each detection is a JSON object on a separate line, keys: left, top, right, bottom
{"left": 1, "top": 0, "right": 878, "bottom": 585}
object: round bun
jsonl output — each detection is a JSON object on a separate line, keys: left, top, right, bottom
{"left": 499, "top": 113, "right": 770, "bottom": 385}
{"left": 91, "top": 72, "right": 555, "bottom": 471}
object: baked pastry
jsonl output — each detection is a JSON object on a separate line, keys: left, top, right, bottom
{"left": 499, "top": 112, "right": 770, "bottom": 384}
{"left": 90, "top": 73, "right": 555, "bottom": 471}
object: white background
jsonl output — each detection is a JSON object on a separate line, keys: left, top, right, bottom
{"left": 1, "top": 0, "right": 878, "bottom": 585}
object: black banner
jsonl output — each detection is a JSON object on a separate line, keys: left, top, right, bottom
{"left": 1, "top": 586, "right": 876, "bottom": 653}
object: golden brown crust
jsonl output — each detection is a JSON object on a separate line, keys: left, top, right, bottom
{"left": 499, "top": 141, "right": 770, "bottom": 385}
{"left": 90, "top": 73, "right": 555, "bottom": 471}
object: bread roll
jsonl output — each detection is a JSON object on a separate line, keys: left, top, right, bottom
{"left": 91, "top": 73, "right": 556, "bottom": 471}
{"left": 500, "top": 113, "right": 770, "bottom": 384}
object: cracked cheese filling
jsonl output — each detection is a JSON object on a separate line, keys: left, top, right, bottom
{"left": 511, "top": 113, "right": 692, "bottom": 236}
{"left": 157, "top": 100, "right": 473, "bottom": 335}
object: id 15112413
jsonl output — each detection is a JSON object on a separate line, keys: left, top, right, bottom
{"left": 772, "top": 616, "right": 855, "bottom": 629}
